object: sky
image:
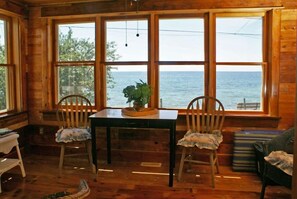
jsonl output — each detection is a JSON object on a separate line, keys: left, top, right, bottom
{"left": 59, "top": 16, "right": 263, "bottom": 72}
{"left": 0, "top": 20, "right": 5, "bottom": 45}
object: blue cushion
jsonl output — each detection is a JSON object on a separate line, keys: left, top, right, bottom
{"left": 55, "top": 128, "right": 91, "bottom": 143}
{"left": 177, "top": 130, "right": 223, "bottom": 150}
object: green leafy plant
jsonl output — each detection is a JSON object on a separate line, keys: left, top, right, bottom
{"left": 123, "top": 79, "right": 152, "bottom": 108}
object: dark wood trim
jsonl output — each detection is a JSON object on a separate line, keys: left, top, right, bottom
{"left": 41, "top": 0, "right": 283, "bottom": 17}
{"left": 0, "top": 1, "right": 28, "bottom": 17}
{"left": 0, "top": 111, "right": 28, "bottom": 128}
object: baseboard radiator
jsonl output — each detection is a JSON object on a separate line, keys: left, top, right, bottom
{"left": 232, "top": 130, "right": 283, "bottom": 172}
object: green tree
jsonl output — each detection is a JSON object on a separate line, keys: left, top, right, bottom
{"left": 58, "top": 27, "right": 120, "bottom": 103}
{"left": 0, "top": 37, "right": 6, "bottom": 110}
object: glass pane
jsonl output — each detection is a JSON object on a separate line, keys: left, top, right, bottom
{"left": 106, "top": 20, "right": 148, "bottom": 62}
{"left": 0, "top": 20, "right": 7, "bottom": 64}
{"left": 58, "top": 23, "right": 95, "bottom": 61}
{"left": 216, "top": 65, "right": 262, "bottom": 110}
{"left": 58, "top": 66, "right": 95, "bottom": 104}
{"left": 216, "top": 17, "right": 262, "bottom": 62}
{"left": 159, "top": 18, "right": 204, "bottom": 61}
{"left": 0, "top": 66, "right": 7, "bottom": 111}
{"left": 159, "top": 65, "right": 204, "bottom": 108}
{"left": 106, "top": 65, "right": 147, "bottom": 107}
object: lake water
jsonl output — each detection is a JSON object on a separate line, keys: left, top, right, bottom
{"left": 107, "top": 71, "right": 262, "bottom": 110}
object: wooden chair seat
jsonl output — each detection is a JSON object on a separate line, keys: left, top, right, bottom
{"left": 177, "top": 96, "right": 225, "bottom": 188}
{"left": 55, "top": 95, "right": 93, "bottom": 176}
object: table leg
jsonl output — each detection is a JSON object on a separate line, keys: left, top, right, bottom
{"left": 91, "top": 124, "right": 98, "bottom": 174}
{"left": 173, "top": 121, "right": 176, "bottom": 168}
{"left": 107, "top": 126, "right": 111, "bottom": 164}
{"left": 169, "top": 123, "right": 176, "bottom": 187}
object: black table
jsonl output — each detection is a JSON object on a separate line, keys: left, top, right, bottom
{"left": 89, "top": 108, "right": 178, "bottom": 187}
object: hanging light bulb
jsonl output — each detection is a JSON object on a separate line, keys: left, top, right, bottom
{"left": 136, "top": 21, "right": 139, "bottom": 37}
{"left": 125, "top": 0, "right": 128, "bottom": 47}
{"left": 131, "top": 0, "right": 140, "bottom": 37}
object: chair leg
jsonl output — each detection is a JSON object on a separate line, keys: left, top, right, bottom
{"left": 260, "top": 162, "right": 269, "bottom": 199}
{"left": 16, "top": 145, "right": 26, "bottom": 177}
{"left": 210, "top": 152, "right": 215, "bottom": 188}
{"left": 177, "top": 147, "right": 187, "bottom": 181}
{"left": 214, "top": 150, "right": 220, "bottom": 174}
{"left": 260, "top": 177, "right": 267, "bottom": 199}
{"left": 187, "top": 148, "right": 193, "bottom": 172}
{"left": 86, "top": 140, "right": 93, "bottom": 171}
{"left": 85, "top": 140, "right": 92, "bottom": 164}
{"left": 0, "top": 174, "right": 2, "bottom": 193}
{"left": 59, "top": 144, "right": 65, "bottom": 176}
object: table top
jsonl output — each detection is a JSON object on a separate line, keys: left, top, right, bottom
{"left": 89, "top": 108, "right": 178, "bottom": 120}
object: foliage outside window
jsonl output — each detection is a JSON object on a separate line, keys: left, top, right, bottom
{"left": 56, "top": 21, "right": 123, "bottom": 105}
{"left": 105, "top": 19, "right": 148, "bottom": 107}
{"left": 0, "top": 18, "right": 11, "bottom": 112}
{"left": 56, "top": 23, "right": 95, "bottom": 104}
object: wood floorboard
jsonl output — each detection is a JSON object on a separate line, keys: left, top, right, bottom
{"left": 0, "top": 155, "right": 291, "bottom": 198}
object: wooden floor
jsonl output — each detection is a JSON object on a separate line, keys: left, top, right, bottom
{"left": 0, "top": 154, "right": 291, "bottom": 199}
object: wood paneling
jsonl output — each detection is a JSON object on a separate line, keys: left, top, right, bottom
{"left": 26, "top": 125, "right": 234, "bottom": 165}
{"left": 0, "top": 1, "right": 28, "bottom": 16}
{"left": 23, "top": 0, "right": 297, "bottom": 168}
{"left": 0, "top": 112, "right": 28, "bottom": 130}
{"left": 20, "top": 0, "right": 115, "bottom": 6}
{"left": 27, "top": 7, "right": 49, "bottom": 125}
{"left": 1, "top": 0, "right": 289, "bottom": 177}
{"left": 41, "top": 0, "right": 283, "bottom": 17}
{"left": 278, "top": 8, "right": 297, "bottom": 131}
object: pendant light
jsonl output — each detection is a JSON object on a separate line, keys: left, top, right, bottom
{"left": 125, "top": 0, "right": 141, "bottom": 47}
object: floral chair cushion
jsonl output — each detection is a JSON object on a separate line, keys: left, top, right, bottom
{"left": 55, "top": 128, "right": 91, "bottom": 143}
{"left": 177, "top": 130, "right": 223, "bottom": 150}
{"left": 264, "top": 151, "right": 293, "bottom": 176}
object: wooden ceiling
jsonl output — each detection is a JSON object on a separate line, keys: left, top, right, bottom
{"left": 13, "top": 0, "right": 116, "bottom": 7}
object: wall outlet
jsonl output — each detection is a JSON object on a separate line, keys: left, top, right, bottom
{"left": 39, "top": 127, "right": 44, "bottom": 135}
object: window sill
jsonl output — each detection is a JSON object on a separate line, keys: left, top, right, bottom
{"left": 0, "top": 111, "right": 28, "bottom": 119}
{"left": 0, "top": 111, "right": 28, "bottom": 129}
{"left": 176, "top": 113, "right": 281, "bottom": 131}
{"left": 42, "top": 109, "right": 281, "bottom": 130}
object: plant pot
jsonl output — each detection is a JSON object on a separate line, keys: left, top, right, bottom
{"left": 133, "top": 101, "right": 144, "bottom": 111}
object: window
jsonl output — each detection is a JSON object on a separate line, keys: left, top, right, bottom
{"left": 0, "top": 17, "right": 14, "bottom": 113}
{"left": 51, "top": 11, "right": 272, "bottom": 114}
{"left": 216, "top": 15, "right": 264, "bottom": 111}
{"left": 158, "top": 17, "right": 205, "bottom": 108}
{"left": 104, "top": 18, "right": 149, "bottom": 107}
{"left": 55, "top": 22, "right": 95, "bottom": 104}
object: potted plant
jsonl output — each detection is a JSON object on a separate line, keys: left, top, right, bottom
{"left": 123, "top": 79, "right": 152, "bottom": 111}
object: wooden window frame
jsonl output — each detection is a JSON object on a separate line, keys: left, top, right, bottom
{"left": 212, "top": 12, "right": 268, "bottom": 114}
{"left": 0, "top": 15, "right": 16, "bottom": 114}
{"left": 48, "top": 9, "right": 279, "bottom": 117}
{"left": 101, "top": 15, "right": 150, "bottom": 108}
{"left": 155, "top": 14, "right": 206, "bottom": 110}
{"left": 52, "top": 18, "right": 96, "bottom": 108}
{"left": 155, "top": 11, "right": 275, "bottom": 115}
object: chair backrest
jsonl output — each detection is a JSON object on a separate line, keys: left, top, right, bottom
{"left": 186, "top": 96, "right": 225, "bottom": 134}
{"left": 56, "top": 95, "right": 92, "bottom": 129}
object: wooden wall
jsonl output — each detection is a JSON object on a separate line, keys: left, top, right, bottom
{"left": 278, "top": 1, "right": 297, "bottom": 129}
{"left": 24, "top": 0, "right": 297, "bottom": 165}
{"left": 0, "top": 1, "right": 28, "bottom": 151}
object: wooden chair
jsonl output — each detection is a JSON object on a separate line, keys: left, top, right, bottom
{"left": 177, "top": 96, "right": 225, "bottom": 188}
{"left": 55, "top": 95, "right": 93, "bottom": 175}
